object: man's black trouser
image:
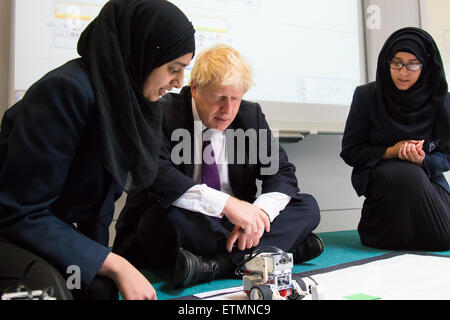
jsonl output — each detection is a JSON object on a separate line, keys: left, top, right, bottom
{"left": 134, "top": 193, "right": 321, "bottom": 269}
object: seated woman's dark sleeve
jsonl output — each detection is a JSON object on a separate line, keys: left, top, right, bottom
{"left": 423, "top": 94, "right": 450, "bottom": 179}
{"left": 0, "top": 74, "right": 110, "bottom": 289}
{"left": 340, "top": 85, "right": 387, "bottom": 169}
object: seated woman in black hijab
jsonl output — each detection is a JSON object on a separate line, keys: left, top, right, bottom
{"left": 0, "top": 0, "right": 195, "bottom": 300}
{"left": 341, "top": 27, "right": 449, "bottom": 251}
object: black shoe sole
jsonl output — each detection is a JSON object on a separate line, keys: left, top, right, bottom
{"left": 293, "top": 233, "right": 324, "bottom": 264}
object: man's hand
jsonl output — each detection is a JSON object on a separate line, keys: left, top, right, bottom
{"left": 222, "top": 197, "right": 270, "bottom": 252}
{"left": 98, "top": 252, "right": 157, "bottom": 300}
{"left": 226, "top": 226, "right": 248, "bottom": 252}
{"left": 222, "top": 197, "right": 270, "bottom": 234}
{"left": 226, "top": 213, "right": 269, "bottom": 253}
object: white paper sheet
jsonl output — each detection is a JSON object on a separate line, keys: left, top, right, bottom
{"left": 193, "top": 254, "right": 450, "bottom": 300}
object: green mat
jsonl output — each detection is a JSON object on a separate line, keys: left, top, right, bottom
{"left": 132, "top": 230, "right": 450, "bottom": 300}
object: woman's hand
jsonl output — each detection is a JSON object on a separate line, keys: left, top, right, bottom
{"left": 398, "top": 140, "right": 425, "bottom": 166}
{"left": 384, "top": 140, "right": 420, "bottom": 159}
{"left": 99, "top": 252, "right": 157, "bottom": 300}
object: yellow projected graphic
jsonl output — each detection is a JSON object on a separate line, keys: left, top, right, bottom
{"left": 193, "top": 16, "right": 228, "bottom": 34}
{"left": 189, "top": 14, "right": 231, "bottom": 53}
{"left": 47, "top": 1, "right": 106, "bottom": 49}
{"left": 53, "top": 1, "right": 103, "bottom": 21}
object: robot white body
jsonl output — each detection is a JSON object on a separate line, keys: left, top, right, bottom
{"left": 242, "top": 252, "right": 320, "bottom": 300}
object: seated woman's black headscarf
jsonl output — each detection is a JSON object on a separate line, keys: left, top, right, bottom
{"left": 375, "top": 27, "right": 449, "bottom": 153}
{"left": 77, "top": 0, "right": 195, "bottom": 192}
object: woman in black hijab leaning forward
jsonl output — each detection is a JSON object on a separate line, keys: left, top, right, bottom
{"left": 0, "top": 0, "right": 195, "bottom": 300}
{"left": 341, "top": 27, "right": 449, "bottom": 251}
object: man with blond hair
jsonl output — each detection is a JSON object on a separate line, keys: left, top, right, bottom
{"left": 113, "top": 44, "right": 323, "bottom": 288}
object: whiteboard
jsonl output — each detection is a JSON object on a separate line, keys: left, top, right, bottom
{"left": 10, "top": 0, "right": 366, "bottom": 134}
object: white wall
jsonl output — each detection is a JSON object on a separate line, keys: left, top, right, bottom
{"left": 282, "top": 135, "right": 364, "bottom": 233}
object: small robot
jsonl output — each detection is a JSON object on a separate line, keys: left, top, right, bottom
{"left": 236, "top": 246, "right": 320, "bottom": 300}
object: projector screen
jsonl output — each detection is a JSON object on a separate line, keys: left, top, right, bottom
{"left": 10, "top": 0, "right": 365, "bottom": 134}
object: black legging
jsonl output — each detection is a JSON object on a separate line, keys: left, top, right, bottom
{"left": 358, "top": 160, "right": 450, "bottom": 251}
{"left": 0, "top": 241, "right": 118, "bottom": 300}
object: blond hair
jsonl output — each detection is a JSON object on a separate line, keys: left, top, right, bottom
{"left": 190, "top": 44, "right": 254, "bottom": 92}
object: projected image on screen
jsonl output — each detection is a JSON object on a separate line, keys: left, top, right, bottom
{"left": 12, "top": 0, "right": 361, "bottom": 108}
{"left": 12, "top": 0, "right": 107, "bottom": 101}
{"left": 170, "top": 0, "right": 361, "bottom": 105}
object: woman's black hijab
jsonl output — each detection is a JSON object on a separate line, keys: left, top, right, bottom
{"left": 376, "top": 27, "right": 449, "bottom": 152}
{"left": 77, "top": 0, "right": 195, "bottom": 192}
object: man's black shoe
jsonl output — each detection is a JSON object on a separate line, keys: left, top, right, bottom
{"left": 289, "top": 233, "right": 324, "bottom": 264}
{"left": 172, "top": 248, "right": 233, "bottom": 288}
